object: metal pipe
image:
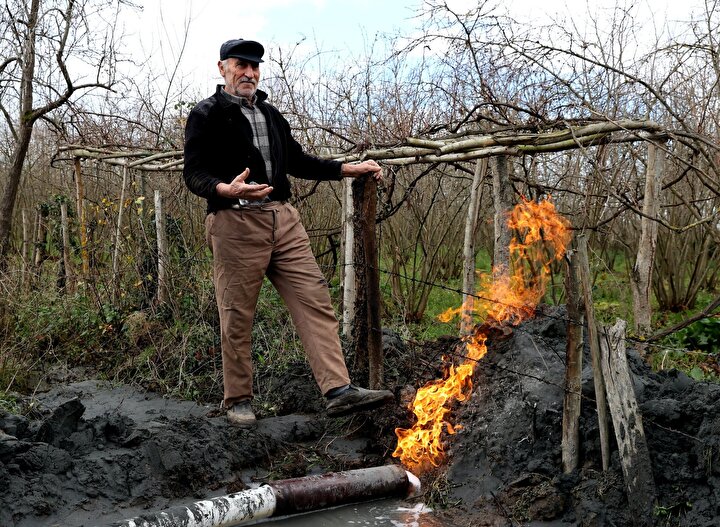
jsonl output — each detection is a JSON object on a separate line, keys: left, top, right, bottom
{"left": 106, "top": 465, "right": 420, "bottom": 527}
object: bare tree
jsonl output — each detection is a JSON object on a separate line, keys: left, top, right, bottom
{"left": 0, "top": 0, "right": 126, "bottom": 266}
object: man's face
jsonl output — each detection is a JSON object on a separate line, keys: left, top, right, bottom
{"left": 218, "top": 58, "right": 260, "bottom": 98}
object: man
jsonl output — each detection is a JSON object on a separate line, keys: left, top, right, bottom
{"left": 183, "top": 38, "right": 394, "bottom": 427}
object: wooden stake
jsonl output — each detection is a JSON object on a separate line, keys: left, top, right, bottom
{"left": 112, "top": 165, "right": 128, "bottom": 277}
{"left": 351, "top": 176, "right": 383, "bottom": 388}
{"left": 154, "top": 190, "right": 168, "bottom": 305}
{"left": 492, "top": 156, "right": 512, "bottom": 278}
{"left": 73, "top": 159, "right": 90, "bottom": 280}
{"left": 562, "top": 247, "right": 583, "bottom": 473}
{"left": 600, "top": 319, "right": 656, "bottom": 526}
{"left": 342, "top": 177, "right": 355, "bottom": 337}
{"left": 60, "top": 201, "right": 73, "bottom": 292}
{"left": 630, "top": 142, "right": 664, "bottom": 337}
{"left": 461, "top": 159, "right": 487, "bottom": 335}
{"left": 577, "top": 235, "right": 611, "bottom": 470}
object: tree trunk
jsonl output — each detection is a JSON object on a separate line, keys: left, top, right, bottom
{"left": 0, "top": 0, "right": 39, "bottom": 267}
{"left": 461, "top": 159, "right": 487, "bottom": 335}
{"left": 630, "top": 143, "right": 664, "bottom": 336}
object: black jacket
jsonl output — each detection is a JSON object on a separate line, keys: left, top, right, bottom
{"left": 183, "top": 85, "right": 343, "bottom": 212}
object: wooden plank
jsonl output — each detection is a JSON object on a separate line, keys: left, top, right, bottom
{"left": 600, "top": 319, "right": 656, "bottom": 526}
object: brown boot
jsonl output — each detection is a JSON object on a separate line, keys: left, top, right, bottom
{"left": 227, "top": 400, "right": 256, "bottom": 427}
{"left": 326, "top": 385, "right": 394, "bottom": 417}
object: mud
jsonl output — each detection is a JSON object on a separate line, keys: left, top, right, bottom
{"left": 2, "top": 307, "right": 719, "bottom": 526}
{"left": 443, "top": 306, "right": 720, "bottom": 526}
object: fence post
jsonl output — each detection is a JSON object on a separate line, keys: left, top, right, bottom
{"left": 154, "top": 190, "right": 168, "bottom": 306}
{"left": 577, "top": 235, "right": 611, "bottom": 470}
{"left": 73, "top": 158, "right": 90, "bottom": 280}
{"left": 630, "top": 142, "right": 664, "bottom": 337}
{"left": 342, "top": 177, "right": 356, "bottom": 337}
{"left": 491, "top": 155, "right": 512, "bottom": 278}
{"left": 351, "top": 176, "right": 382, "bottom": 388}
{"left": 59, "top": 201, "right": 74, "bottom": 293}
{"left": 461, "top": 158, "right": 487, "bottom": 335}
{"left": 562, "top": 246, "right": 583, "bottom": 473}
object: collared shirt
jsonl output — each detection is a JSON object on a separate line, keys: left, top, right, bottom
{"left": 220, "top": 89, "right": 273, "bottom": 184}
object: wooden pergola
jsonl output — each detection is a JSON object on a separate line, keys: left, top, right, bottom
{"left": 54, "top": 117, "right": 668, "bottom": 522}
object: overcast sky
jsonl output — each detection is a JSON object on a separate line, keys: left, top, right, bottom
{"left": 120, "top": 0, "right": 706, "bottom": 95}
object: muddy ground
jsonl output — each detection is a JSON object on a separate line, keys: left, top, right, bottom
{"left": 1, "top": 305, "right": 719, "bottom": 526}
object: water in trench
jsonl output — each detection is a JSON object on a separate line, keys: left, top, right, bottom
{"left": 250, "top": 500, "right": 449, "bottom": 527}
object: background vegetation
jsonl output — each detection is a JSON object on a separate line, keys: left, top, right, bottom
{"left": 2, "top": 0, "right": 720, "bottom": 411}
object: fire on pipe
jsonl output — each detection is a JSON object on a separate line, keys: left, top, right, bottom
{"left": 104, "top": 464, "right": 421, "bottom": 527}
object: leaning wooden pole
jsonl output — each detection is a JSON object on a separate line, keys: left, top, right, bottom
{"left": 576, "top": 236, "right": 611, "bottom": 470}
{"left": 600, "top": 319, "right": 656, "bottom": 526}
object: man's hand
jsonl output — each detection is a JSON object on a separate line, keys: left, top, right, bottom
{"left": 341, "top": 160, "right": 382, "bottom": 181}
{"left": 215, "top": 168, "right": 273, "bottom": 200}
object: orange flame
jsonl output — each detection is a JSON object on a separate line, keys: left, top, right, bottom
{"left": 393, "top": 198, "right": 571, "bottom": 473}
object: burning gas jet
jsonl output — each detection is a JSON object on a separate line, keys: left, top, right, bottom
{"left": 394, "top": 198, "right": 571, "bottom": 473}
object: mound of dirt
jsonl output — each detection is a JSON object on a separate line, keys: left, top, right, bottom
{"left": 443, "top": 305, "right": 720, "bottom": 526}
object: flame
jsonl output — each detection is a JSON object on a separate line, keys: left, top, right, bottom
{"left": 393, "top": 198, "right": 571, "bottom": 473}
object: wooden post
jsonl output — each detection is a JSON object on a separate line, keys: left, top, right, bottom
{"left": 60, "top": 201, "right": 73, "bottom": 292}
{"left": 342, "top": 177, "right": 356, "bottom": 337}
{"left": 562, "top": 246, "right": 583, "bottom": 473}
{"left": 600, "top": 319, "right": 656, "bottom": 526}
{"left": 461, "top": 158, "right": 487, "bottom": 335}
{"left": 73, "top": 159, "right": 90, "bottom": 280}
{"left": 113, "top": 165, "right": 128, "bottom": 277}
{"left": 32, "top": 206, "right": 45, "bottom": 285}
{"left": 492, "top": 155, "right": 512, "bottom": 278}
{"left": 21, "top": 209, "right": 29, "bottom": 289}
{"left": 351, "top": 176, "right": 382, "bottom": 388}
{"left": 577, "top": 235, "right": 611, "bottom": 470}
{"left": 154, "top": 190, "right": 168, "bottom": 305}
{"left": 630, "top": 142, "right": 664, "bottom": 337}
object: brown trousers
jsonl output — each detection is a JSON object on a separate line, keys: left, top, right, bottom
{"left": 205, "top": 203, "right": 351, "bottom": 407}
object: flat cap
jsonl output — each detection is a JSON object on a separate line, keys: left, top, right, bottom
{"left": 219, "top": 39, "right": 264, "bottom": 63}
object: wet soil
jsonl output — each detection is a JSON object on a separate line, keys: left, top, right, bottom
{"left": 2, "top": 306, "right": 719, "bottom": 526}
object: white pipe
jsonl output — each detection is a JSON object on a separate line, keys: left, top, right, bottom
{"left": 106, "top": 465, "right": 420, "bottom": 527}
{"left": 112, "top": 484, "right": 276, "bottom": 527}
